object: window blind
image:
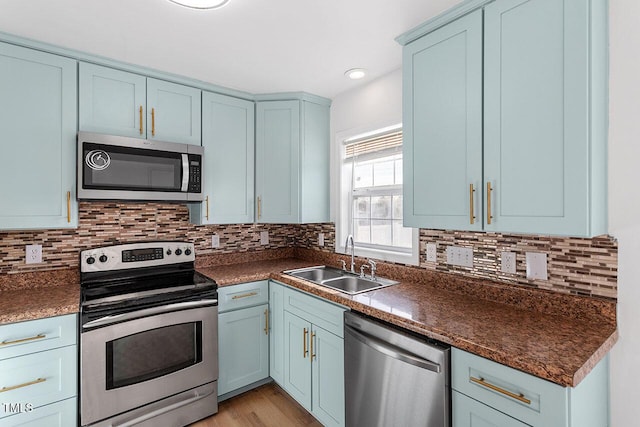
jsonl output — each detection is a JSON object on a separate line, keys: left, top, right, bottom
{"left": 345, "top": 129, "right": 402, "bottom": 158}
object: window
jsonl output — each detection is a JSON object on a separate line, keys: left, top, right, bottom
{"left": 337, "top": 125, "right": 418, "bottom": 265}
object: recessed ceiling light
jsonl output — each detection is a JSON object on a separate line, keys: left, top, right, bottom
{"left": 345, "top": 68, "right": 367, "bottom": 80}
{"left": 168, "top": 0, "right": 230, "bottom": 9}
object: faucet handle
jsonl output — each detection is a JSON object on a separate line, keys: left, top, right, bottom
{"left": 360, "top": 264, "right": 370, "bottom": 278}
{"left": 368, "top": 259, "right": 377, "bottom": 279}
{"left": 340, "top": 260, "right": 347, "bottom": 271}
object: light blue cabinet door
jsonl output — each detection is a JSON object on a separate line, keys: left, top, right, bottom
{"left": 483, "top": 0, "right": 597, "bottom": 235}
{"left": 283, "top": 311, "right": 312, "bottom": 411}
{"left": 0, "top": 43, "right": 78, "bottom": 230}
{"left": 255, "top": 100, "right": 300, "bottom": 223}
{"left": 147, "top": 78, "right": 201, "bottom": 145}
{"left": 218, "top": 304, "right": 269, "bottom": 396}
{"left": 300, "top": 101, "right": 330, "bottom": 223}
{"left": 2, "top": 398, "right": 77, "bottom": 427}
{"left": 453, "top": 391, "right": 530, "bottom": 427}
{"left": 197, "top": 92, "right": 254, "bottom": 224}
{"left": 79, "top": 62, "right": 146, "bottom": 138}
{"left": 403, "top": 10, "right": 483, "bottom": 230}
{"left": 269, "top": 281, "right": 286, "bottom": 386}
{"left": 311, "top": 326, "right": 344, "bottom": 427}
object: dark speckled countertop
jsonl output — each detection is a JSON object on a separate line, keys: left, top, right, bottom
{"left": 197, "top": 255, "right": 617, "bottom": 388}
{"left": 0, "top": 250, "right": 616, "bottom": 388}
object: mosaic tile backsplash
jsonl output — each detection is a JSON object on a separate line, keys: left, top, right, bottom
{"left": 0, "top": 202, "right": 617, "bottom": 299}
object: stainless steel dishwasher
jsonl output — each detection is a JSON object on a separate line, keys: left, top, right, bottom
{"left": 344, "top": 311, "right": 451, "bottom": 427}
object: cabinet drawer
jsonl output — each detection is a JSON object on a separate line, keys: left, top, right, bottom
{"left": 0, "top": 346, "right": 77, "bottom": 418}
{"left": 218, "top": 281, "right": 269, "bottom": 313}
{"left": 453, "top": 391, "right": 530, "bottom": 427}
{"left": 452, "top": 348, "right": 566, "bottom": 426}
{"left": 283, "top": 287, "right": 346, "bottom": 337}
{"left": 1, "top": 398, "right": 77, "bottom": 427}
{"left": 0, "top": 314, "right": 77, "bottom": 360}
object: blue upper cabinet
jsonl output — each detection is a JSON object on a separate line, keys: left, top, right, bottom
{"left": 147, "top": 78, "right": 201, "bottom": 145}
{"left": 79, "top": 62, "right": 146, "bottom": 139}
{"left": 190, "top": 92, "right": 254, "bottom": 224}
{"left": 399, "top": 0, "right": 607, "bottom": 237}
{"left": 403, "top": 10, "right": 483, "bottom": 231}
{"left": 483, "top": 0, "right": 606, "bottom": 236}
{"left": 0, "top": 42, "right": 78, "bottom": 230}
{"left": 80, "top": 62, "right": 201, "bottom": 145}
{"left": 255, "top": 98, "right": 330, "bottom": 224}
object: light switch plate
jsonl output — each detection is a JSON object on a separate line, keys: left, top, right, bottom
{"left": 426, "top": 243, "right": 437, "bottom": 262}
{"left": 501, "top": 251, "right": 516, "bottom": 274}
{"left": 318, "top": 233, "right": 325, "bottom": 247}
{"left": 211, "top": 234, "right": 220, "bottom": 248}
{"left": 260, "top": 231, "right": 269, "bottom": 246}
{"left": 25, "top": 244, "right": 42, "bottom": 264}
{"left": 526, "top": 252, "right": 548, "bottom": 280}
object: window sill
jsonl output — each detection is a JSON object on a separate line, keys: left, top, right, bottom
{"left": 335, "top": 244, "right": 419, "bottom": 267}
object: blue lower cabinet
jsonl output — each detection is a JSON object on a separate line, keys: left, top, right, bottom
{"left": 454, "top": 391, "right": 530, "bottom": 427}
{"left": 218, "top": 303, "right": 269, "bottom": 396}
{"left": 278, "top": 284, "right": 346, "bottom": 426}
{"left": 452, "top": 348, "right": 609, "bottom": 427}
{"left": 217, "top": 281, "right": 270, "bottom": 398}
{"left": 1, "top": 398, "right": 77, "bottom": 427}
{"left": 269, "top": 281, "right": 286, "bottom": 386}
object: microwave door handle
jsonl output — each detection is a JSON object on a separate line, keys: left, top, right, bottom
{"left": 181, "top": 153, "right": 189, "bottom": 192}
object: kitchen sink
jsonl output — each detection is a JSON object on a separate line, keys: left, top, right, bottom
{"left": 283, "top": 265, "right": 399, "bottom": 295}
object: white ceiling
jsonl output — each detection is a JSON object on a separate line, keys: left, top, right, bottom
{"left": 0, "top": 0, "right": 461, "bottom": 99}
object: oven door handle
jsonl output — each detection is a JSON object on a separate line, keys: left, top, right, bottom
{"left": 82, "top": 299, "right": 218, "bottom": 330}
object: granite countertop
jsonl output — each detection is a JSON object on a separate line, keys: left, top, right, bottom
{"left": 0, "top": 254, "right": 616, "bottom": 388}
{"left": 197, "top": 256, "right": 617, "bottom": 388}
{"left": 0, "top": 269, "right": 80, "bottom": 324}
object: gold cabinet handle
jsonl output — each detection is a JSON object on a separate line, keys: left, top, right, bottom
{"left": 470, "top": 376, "right": 531, "bottom": 405}
{"left": 66, "top": 191, "right": 71, "bottom": 223}
{"left": 486, "top": 182, "right": 493, "bottom": 225}
{"left": 303, "top": 328, "right": 308, "bottom": 358}
{"left": 469, "top": 184, "right": 476, "bottom": 225}
{"left": 231, "top": 292, "right": 258, "bottom": 300}
{"left": 264, "top": 308, "right": 269, "bottom": 335}
{"left": 0, "top": 378, "right": 46, "bottom": 393}
{"left": 257, "top": 196, "right": 262, "bottom": 220}
{"left": 311, "top": 331, "right": 316, "bottom": 361}
{"left": 205, "top": 196, "right": 210, "bottom": 221}
{"left": 1, "top": 333, "right": 46, "bottom": 347}
{"left": 151, "top": 107, "right": 156, "bottom": 136}
{"left": 139, "top": 105, "right": 144, "bottom": 135}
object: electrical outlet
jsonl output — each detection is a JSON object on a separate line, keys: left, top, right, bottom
{"left": 260, "top": 231, "right": 269, "bottom": 246}
{"left": 25, "top": 244, "right": 42, "bottom": 264}
{"left": 526, "top": 252, "right": 548, "bottom": 280}
{"left": 501, "top": 251, "right": 516, "bottom": 274}
{"left": 446, "top": 246, "right": 473, "bottom": 267}
{"left": 318, "top": 233, "right": 325, "bottom": 247}
{"left": 426, "top": 243, "right": 437, "bottom": 262}
{"left": 211, "top": 234, "right": 220, "bottom": 248}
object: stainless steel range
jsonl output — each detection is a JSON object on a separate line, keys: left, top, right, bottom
{"left": 79, "top": 241, "right": 218, "bottom": 427}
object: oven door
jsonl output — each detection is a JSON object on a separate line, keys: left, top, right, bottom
{"left": 80, "top": 303, "right": 217, "bottom": 426}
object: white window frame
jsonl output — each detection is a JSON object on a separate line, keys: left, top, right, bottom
{"left": 334, "top": 124, "right": 419, "bottom": 266}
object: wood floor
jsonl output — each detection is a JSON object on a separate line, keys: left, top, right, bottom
{"left": 190, "top": 383, "right": 323, "bottom": 427}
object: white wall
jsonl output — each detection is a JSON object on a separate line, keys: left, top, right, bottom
{"left": 607, "top": 0, "right": 640, "bottom": 425}
{"left": 329, "top": 68, "right": 403, "bottom": 223}
{"left": 331, "top": 2, "right": 640, "bottom": 424}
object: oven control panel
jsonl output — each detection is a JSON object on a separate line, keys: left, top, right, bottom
{"left": 81, "top": 241, "right": 195, "bottom": 272}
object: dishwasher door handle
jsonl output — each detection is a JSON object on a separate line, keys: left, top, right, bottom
{"left": 346, "top": 325, "right": 441, "bottom": 373}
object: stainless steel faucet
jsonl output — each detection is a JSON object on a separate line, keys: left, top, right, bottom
{"left": 345, "top": 234, "right": 356, "bottom": 273}
{"left": 368, "top": 259, "right": 377, "bottom": 280}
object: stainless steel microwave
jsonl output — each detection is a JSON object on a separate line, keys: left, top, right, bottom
{"left": 77, "top": 132, "right": 203, "bottom": 202}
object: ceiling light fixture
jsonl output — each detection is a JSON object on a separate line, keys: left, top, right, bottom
{"left": 168, "top": 0, "right": 230, "bottom": 9}
{"left": 345, "top": 68, "right": 367, "bottom": 80}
